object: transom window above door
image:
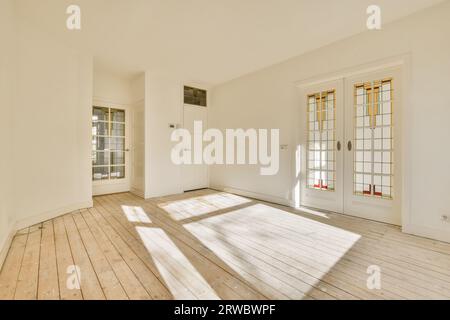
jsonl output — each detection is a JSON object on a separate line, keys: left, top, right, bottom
{"left": 307, "top": 90, "right": 336, "bottom": 191}
{"left": 92, "top": 106, "right": 126, "bottom": 181}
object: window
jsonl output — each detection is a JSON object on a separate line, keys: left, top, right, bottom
{"left": 307, "top": 90, "right": 336, "bottom": 191}
{"left": 353, "top": 79, "right": 393, "bottom": 199}
{"left": 184, "top": 86, "right": 207, "bottom": 107}
{"left": 92, "top": 106, "right": 126, "bottom": 181}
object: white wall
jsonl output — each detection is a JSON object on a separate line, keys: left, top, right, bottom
{"left": 12, "top": 22, "right": 93, "bottom": 227}
{"left": 144, "top": 74, "right": 184, "bottom": 198}
{"left": 93, "top": 68, "right": 134, "bottom": 105}
{"left": 0, "top": 0, "right": 17, "bottom": 265}
{"left": 210, "top": 2, "right": 450, "bottom": 242}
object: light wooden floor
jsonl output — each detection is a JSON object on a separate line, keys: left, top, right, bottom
{"left": 1, "top": 189, "right": 450, "bottom": 300}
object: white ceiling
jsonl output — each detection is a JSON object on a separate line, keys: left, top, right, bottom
{"left": 16, "top": 0, "right": 444, "bottom": 85}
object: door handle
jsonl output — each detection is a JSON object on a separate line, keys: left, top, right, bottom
{"left": 337, "top": 141, "right": 341, "bottom": 151}
{"left": 347, "top": 141, "right": 352, "bottom": 151}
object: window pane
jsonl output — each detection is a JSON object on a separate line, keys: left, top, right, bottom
{"left": 110, "top": 166, "right": 125, "bottom": 179}
{"left": 92, "top": 106, "right": 126, "bottom": 181}
{"left": 92, "top": 151, "right": 109, "bottom": 166}
{"left": 93, "top": 166, "right": 109, "bottom": 181}
{"left": 93, "top": 107, "right": 109, "bottom": 121}
{"left": 92, "top": 136, "right": 109, "bottom": 152}
{"left": 111, "top": 151, "right": 125, "bottom": 165}
{"left": 111, "top": 109, "right": 125, "bottom": 122}
{"left": 92, "top": 121, "right": 108, "bottom": 136}
{"left": 353, "top": 79, "right": 393, "bottom": 199}
{"left": 306, "top": 90, "right": 336, "bottom": 191}
{"left": 184, "top": 86, "right": 207, "bottom": 107}
{"left": 109, "top": 137, "right": 124, "bottom": 151}
{"left": 111, "top": 123, "right": 125, "bottom": 137}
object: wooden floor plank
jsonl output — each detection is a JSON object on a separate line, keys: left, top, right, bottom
{"left": 72, "top": 212, "right": 128, "bottom": 300}
{"left": 53, "top": 216, "right": 83, "bottom": 300}
{"left": 62, "top": 214, "right": 105, "bottom": 300}
{"left": 2, "top": 190, "right": 450, "bottom": 300}
{"left": 105, "top": 193, "right": 353, "bottom": 299}
{"left": 100, "top": 193, "right": 275, "bottom": 300}
{"left": 38, "top": 220, "right": 59, "bottom": 300}
{"left": 14, "top": 224, "right": 42, "bottom": 300}
{"left": 103, "top": 193, "right": 366, "bottom": 299}
{"left": 79, "top": 210, "right": 151, "bottom": 300}
{"left": 99, "top": 195, "right": 266, "bottom": 300}
{"left": 87, "top": 207, "right": 172, "bottom": 299}
{"left": 191, "top": 206, "right": 435, "bottom": 299}
{"left": 0, "top": 233, "right": 28, "bottom": 299}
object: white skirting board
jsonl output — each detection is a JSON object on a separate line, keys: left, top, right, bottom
{"left": 403, "top": 223, "right": 450, "bottom": 244}
{"left": 210, "top": 185, "right": 293, "bottom": 207}
{"left": 130, "top": 187, "right": 145, "bottom": 199}
{"left": 14, "top": 200, "right": 94, "bottom": 230}
{"left": 0, "top": 200, "right": 94, "bottom": 270}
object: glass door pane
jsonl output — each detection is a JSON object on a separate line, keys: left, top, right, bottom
{"left": 111, "top": 109, "right": 125, "bottom": 122}
{"left": 307, "top": 90, "right": 336, "bottom": 191}
{"left": 353, "top": 79, "right": 393, "bottom": 199}
{"left": 92, "top": 121, "right": 109, "bottom": 136}
{"left": 109, "top": 137, "right": 125, "bottom": 151}
{"left": 92, "top": 106, "right": 109, "bottom": 121}
{"left": 92, "top": 151, "right": 110, "bottom": 166}
{"left": 93, "top": 166, "right": 109, "bottom": 181}
{"left": 111, "top": 123, "right": 125, "bottom": 137}
{"left": 110, "top": 166, "right": 125, "bottom": 179}
{"left": 92, "top": 106, "right": 110, "bottom": 181}
{"left": 92, "top": 106, "right": 126, "bottom": 181}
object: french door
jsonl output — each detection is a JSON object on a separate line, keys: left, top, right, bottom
{"left": 92, "top": 104, "right": 130, "bottom": 196}
{"left": 301, "top": 67, "right": 402, "bottom": 225}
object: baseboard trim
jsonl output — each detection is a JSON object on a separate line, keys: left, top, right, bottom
{"left": 15, "top": 200, "right": 94, "bottom": 231}
{"left": 0, "top": 223, "right": 17, "bottom": 272}
{"left": 403, "top": 223, "right": 450, "bottom": 244}
{"left": 210, "top": 185, "right": 293, "bottom": 207}
{"left": 130, "top": 187, "right": 145, "bottom": 198}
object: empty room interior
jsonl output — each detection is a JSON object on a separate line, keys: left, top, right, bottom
{"left": 2, "top": 0, "right": 450, "bottom": 301}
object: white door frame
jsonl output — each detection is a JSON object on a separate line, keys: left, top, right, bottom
{"left": 92, "top": 98, "right": 131, "bottom": 196}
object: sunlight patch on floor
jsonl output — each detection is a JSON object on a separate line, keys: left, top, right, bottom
{"left": 121, "top": 205, "right": 152, "bottom": 223}
{"left": 159, "top": 192, "right": 251, "bottom": 220}
{"left": 184, "top": 203, "right": 361, "bottom": 299}
{"left": 136, "top": 226, "right": 219, "bottom": 300}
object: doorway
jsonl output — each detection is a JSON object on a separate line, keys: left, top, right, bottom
{"left": 182, "top": 104, "right": 208, "bottom": 191}
{"left": 92, "top": 104, "right": 130, "bottom": 196}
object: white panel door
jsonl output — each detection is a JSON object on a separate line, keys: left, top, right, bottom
{"left": 182, "top": 104, "right": 208, "bottom": 191}
{"left": 343, "top": 67, "right": 402, "bottom": 225}
{"left": 300, "top": 79, "right": 345, "bottom": 213}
